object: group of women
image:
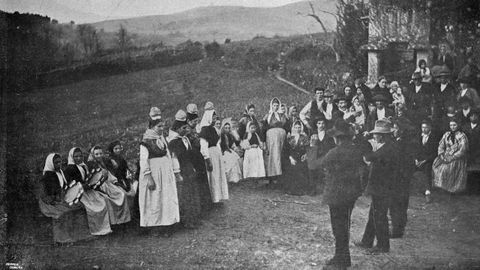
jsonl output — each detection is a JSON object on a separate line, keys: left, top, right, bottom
{"left": 38, "top": 59, "right": 479, "bottom": 244}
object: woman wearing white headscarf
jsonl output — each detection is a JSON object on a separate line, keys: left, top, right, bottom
{"left": 220, "top": 118, "right": 243, "bottom": 183}
{"left": 139, "top": 116, "right": 180, "bottom": 228}
{"left": 241, "top": 121, "right": 266, "bottom": 178}
{"left": 38, "top": 153, "right": 92, "bottom": 243}
{"left": 64, "top": 148, "right": 112, "bottom": 235}
{"left": 281, "top": 120, "right": 311, "bottom": 195}
{"left": 87, "top": 146, "right": 131, "bottom": 225}
{"left": 199, "top": 102, "right": 229, "bottom": 203}
{"left": 263, "top": 97, "right": 287, "bottom": 181}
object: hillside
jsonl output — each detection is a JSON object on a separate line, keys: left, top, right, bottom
{"left": 1, "top": 0, "right": 104, "bottom": 23}
{"left": 92, "top": 0, "right": 337, "bottom": 45}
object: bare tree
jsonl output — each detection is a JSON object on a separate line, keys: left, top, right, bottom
{"left": 76, "top": 24, "right": 100, "bottom": 58}
{"left": 117, "top": 24, "right": 130, "bottom": 53}
{"left": 299, "top": 1, "right": 341, "bottom": 62}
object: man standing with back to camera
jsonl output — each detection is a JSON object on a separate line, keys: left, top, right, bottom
{"left": 321, "top": 119, "right": 365, "bottom": 270}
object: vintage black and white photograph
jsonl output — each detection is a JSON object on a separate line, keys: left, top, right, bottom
{"left": 1, "top": 0, "right": 480, "bottom": 269}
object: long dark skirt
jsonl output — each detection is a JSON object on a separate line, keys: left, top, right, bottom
{"left": 177, "top": 172, "right": 202, "bottom": 227}
{"left": 281, "top": 161, "right": 310, "bottom": 195}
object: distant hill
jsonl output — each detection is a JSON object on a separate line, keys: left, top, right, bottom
{"left": 92, "top": 0, "right": 337, "bottom": 45}
{"left": 1, "top": 0, "right": 104, "bottom": 23}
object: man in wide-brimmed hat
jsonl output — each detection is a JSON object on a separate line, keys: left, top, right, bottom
{"left": 321, "top": 119, "right": 364, "bottom": 268}
{"left": 356, "top": 119, "right": 397, "bottom": 254}
{"left": 365, "top": 94, "right": 394, "bottom": 131}
{"left": 406, "top": 71, "right": 433, "bottom": 127}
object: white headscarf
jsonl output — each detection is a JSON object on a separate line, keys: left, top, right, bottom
{"left": 43, "top": 153, "right": 67, "bottom": 188}
{"left": 67, "top": 147, "right": 87, "bottom": 181}
{"left": 267, "top": 97, "right": 282, "bottom": 124}
{"left": 245, "top": 121, "right": 261, "bottom": 142}
{"left": 290, "top": 120, "right": 306, "bottom": 143}
{"left": 199, "top": 109, "right": 216, "bottom": 128}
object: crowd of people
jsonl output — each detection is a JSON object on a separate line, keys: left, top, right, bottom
{"left": 37, "top": 58, "right": 479, "bottom": 269}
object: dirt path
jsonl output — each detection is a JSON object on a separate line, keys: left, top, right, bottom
{"left": 7, "top": 180, "right": 480, "bottom": 269}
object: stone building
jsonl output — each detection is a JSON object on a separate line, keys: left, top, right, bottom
{"left": 362, "top": 0, "right": 432, "bottom": 84}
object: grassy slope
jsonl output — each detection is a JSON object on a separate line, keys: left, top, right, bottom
{"left": 8, "top": 59, "right": 310, "bottom": 181}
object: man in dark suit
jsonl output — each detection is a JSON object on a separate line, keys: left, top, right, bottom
{"left": 365, "top": 95, "right": 395, "bottom": 131}
{"left": 414, "top": 120, "right": 440, "bottom": 203}
{"left": 432, "top": 67, "right": 456, "bottom": 131}
{"left": 433, "top": 44, "right": 455, "bottom": 72}
{"left": 321, "top": 119, "right": 364, "bottom": 269}
{"left": 405, "top": 72, "right": 433, "bottom": 127}
{"left": 390, "top": 119, "right": 416, "bottom": 238}
{"left": 356, "top": 119, "right": 396, "bottom": 254}
{"left": 463, "top": 108, "right": 480, "bottom": 164}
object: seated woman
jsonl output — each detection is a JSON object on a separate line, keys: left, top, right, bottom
{"left": 87, "top": 146, "right": 131, "bottom": 225}
{"left": 38, "top": 153, "right": 92, "bottom": 244}
{"left": 106, "top": 141, "right": 138, "bottom": 204}
{"left": 281, "top": 120, "right": 311, "bottom": 195}
{"left": 220, "top": 118, "right": 243, "bottom": 183}
{"left": 64, "top": 147, "right": 112, "bottom": 236}
{"left": 432, "top": 118, "right": 469, "bottom": 193}
{"left": 241, "top": 121, "right": 266, "bottom": 179}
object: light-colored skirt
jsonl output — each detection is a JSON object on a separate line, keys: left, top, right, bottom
{"left": 99, "top": 171, "right": 131, "bottom": 225}
{"left": 243, "top": 148, "right": 266, "bottom": 178}
{"left": 223, "top": 150, "right": 243, "bottom": 183}
{"left": 207, "top": 146, "right": 229, "bottom": 203}
{"left": 80, "top": 189, "right": 112, "bottom": 235}
{"left": 38, "top": 199, "right": 93, "bottom": 243}
{"left": 139, "top": 156, "right": 180, "bottom": 227}
{"left": 265, "top": 127, "right": 286, "bottom": 177}
{"left": 433, "top": 157, "right": 468, "bottom": 193}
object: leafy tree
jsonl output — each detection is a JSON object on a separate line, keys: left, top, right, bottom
{"left": 204, "top": 41, "right": 224, "bottom": 59}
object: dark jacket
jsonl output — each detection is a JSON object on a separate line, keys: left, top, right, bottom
{"left": 393, "top": 137, "right": 416, "bottom": 195}
{"left": 306, "top": 133, "right": 335, "bottom": 170}
{"left": 405, "top": 83, "right": 433, "bottom": 118}
{"left": 321, "top": 143, "right": 364, "bottom": 205}
{"left": 432, "top": 83, "right": 456, "bottom": 119}
{"left": 371, "top": 85, "right": 393, "bottom": 104}
{"left": 463, "top": 122, "right": 480, "bottom": 162}
{"left": 415, "top": 132, "right": 440, "bottom": 164}
{"left": 434, "top": 53, "right": 454, "bottom": 71}
{"left": 366, "top": 108, "right": 395, "bottom": 131}
{"left": 40, "top": 171, "right": 67, "bottom": 204}
{"left": 364, "top": 141, "right": 398, "bottom": 197}
{"left": 64, "top": 164, "right": 88, "bottom": 184}
{"left": 168, "top": 138, "right": 197, "bottom": 179}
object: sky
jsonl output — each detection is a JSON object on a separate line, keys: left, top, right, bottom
{"left": 1, "top": 0, "right": 307, "bottom": 23}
